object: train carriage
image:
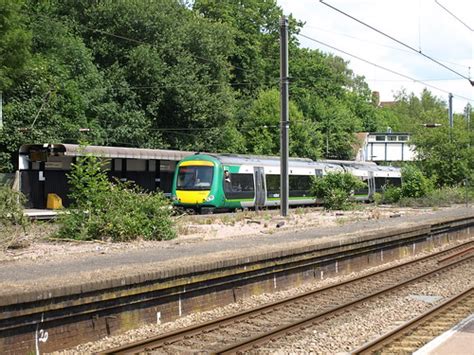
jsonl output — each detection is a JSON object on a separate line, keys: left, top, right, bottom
{"left": 171, "top": 153, "right": 343, "bottom": 212}
{"left": 321, "top": 160, "right": 402, "bottom": 201}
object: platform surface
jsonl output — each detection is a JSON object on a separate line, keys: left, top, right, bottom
{"left": 1, "top": 207, "right": 473, "bottom": 299}
{"left": 414, "top": 314, "right": 474, "bottom": 355}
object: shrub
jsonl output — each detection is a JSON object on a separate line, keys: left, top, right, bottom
{"left": 310, "top": 172, "right": 365, "bottom": 210}
{"left": 0, "top": 185, "right": 28, "bottom": 250}
{"left": 400, "top": 165, "right": 433, "bottom": 198}
{"left": 57, "top": 153, "right": 175, "bottom": 241}
{"left": 398, "top": 186, "right": 474, "bottom": 207}
{"left": 0, "top": 185, "right": 27, "bottom": 226}
{"left": 382, "top": 185, "right": 402, "bottom": 204}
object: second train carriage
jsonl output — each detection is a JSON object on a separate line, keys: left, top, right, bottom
{"left": 172, "top": 153, "right": 351, "bottom": 212}
{"left": 322, "top": 160, "right": 402, "bottom": 201}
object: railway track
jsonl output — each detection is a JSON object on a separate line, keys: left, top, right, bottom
{"left": 101, "top": 241, "right": 473, "bottom": 354}
{"left": 353, "top": 286, "right": 474, "bottom": 354}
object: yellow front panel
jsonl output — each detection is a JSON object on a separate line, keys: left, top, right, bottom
{"left": 180, "top": 160, "right": 214, "bottom": 167}
{"left": 176, "top": 190, "right": 210, "bottom": 204}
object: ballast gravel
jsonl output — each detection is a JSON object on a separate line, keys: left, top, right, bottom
{"left": 51, "top": 239, "right": 473, "bottom": 354}
{"left": 270, "top": 261, "right": 473, "bottom": 353}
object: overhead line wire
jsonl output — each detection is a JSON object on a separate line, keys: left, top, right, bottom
{"left": 304, "top": 24, "right": 469, "bottom": 70}
{"left": 319, "top": 0, "right": 474, "bottom": 86}
{"left": 434, "top": 0, "right": 473, "bottom": 31}
{"left": 298, "top": 33, "right": 474, "bottom": 102}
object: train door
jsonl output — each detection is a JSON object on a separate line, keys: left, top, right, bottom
{"left": 254, "top": 167, "right": 265, "bottom": 210}
{"left": 368, "top": 171, "right": 375, "bottom": 199}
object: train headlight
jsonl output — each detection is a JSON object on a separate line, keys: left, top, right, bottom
{"left": 206, "top": 195, "right": 215, "bottom": 202}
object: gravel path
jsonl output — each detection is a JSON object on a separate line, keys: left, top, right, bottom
{"left": 51, "top": 240, "right": 472, "bottom": 354}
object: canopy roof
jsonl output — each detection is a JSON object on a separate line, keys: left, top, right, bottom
{"left": 19, "top": 144, "right": 195, "bottom": 161}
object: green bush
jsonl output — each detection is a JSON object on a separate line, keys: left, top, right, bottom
{"left": 0, "top": 185, "right": 28, "bottom": 250}
{"left": 0, "top": 185, "right": 27, "bottom": 226}
{"left": 401, "top": 165, "right": 433, "bottom": 198}
{"left": 57, "top": 154, "right": 175, "bottom": 241}
{"left": 310, "top": 172, "right": 365, "bottom": 210}
{"left": 398, "top": 186, "right": 473, "bottom": 207}
{"left": 382, "top": 185, "right": 402, "bottom": 204}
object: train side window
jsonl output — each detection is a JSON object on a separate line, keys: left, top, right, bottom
{"left": 266, "top": 174, "right": 280, "bottom": 198}
{"left": 289, "top": 175, "right": 311, "bottom": 197}
{"left": 224, "top": 173, "right": 255, "bottom": 199}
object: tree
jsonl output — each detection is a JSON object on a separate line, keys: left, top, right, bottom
{"left": 412, "top": 125, "right": 472, "bottom": 187}
{"left": 381, "top": 88, "right": 447, "bottom": 132}
{"left": 70, "top": 0, "right": 237, "bottom": 151}
{"left": 0, "top": 0, "right": 31, "bottom": 91}
{"left": 194, "top": 0, "right": 303, "bottom": 96}
{"left": 239, "top": 89, "right": 322, "bottom": 159}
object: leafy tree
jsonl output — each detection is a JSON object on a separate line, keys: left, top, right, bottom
{"left": 70, "top": 0, "right": 237, "bottom": 151}
{"left": 0, "top": 0, "right": 381, "bottom": 174}
{"left": 412, "top": 125, "right": 472, "bottom": 187}
{"left": 240, "top": 89, "right": 322, "bottom": 159}
{"left": 381, "top": 88, "right": 446, "bottom": 132}
{"left": 194, "top": 0, "right": 302, "bottom": 96}
{"left": 0, "top": 7, "right": 109, "bottom": 170}
{"left": 0, "top": 0, "right": 32, "bottom": 91}
{"left": 67, "top": 153, "right": 110, "bottom": 210}
{"left": 305, "top": 96, "right": 362, "bottom": 159}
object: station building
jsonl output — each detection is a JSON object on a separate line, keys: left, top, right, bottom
{"left": 355, "top": 132, "right": 416, "bottom": 162}
{"left": 18, "top": 144, "right": 195, "bottom": 208}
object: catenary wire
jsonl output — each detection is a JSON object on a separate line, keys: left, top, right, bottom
{"left": 298, "top": 33, "right": 474, "bottom": 102}
{"left": 319, "top": 0, "right": 474, "bottom": 86}
{"left": 434, "top": 0, "right": 473, "bottom": 31}
{"left": 303, "top": 24, "right": 470, "bottom": 70}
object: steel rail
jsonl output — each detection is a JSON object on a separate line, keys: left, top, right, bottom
{"left": 100, "top": 241, "right": 473, "bottom": 354}
{"left": 215, "top": 256, "right": 473, "bottom": 354}
{"left": 437, "top": 246, "right": 473, "bottom": 264}
{"left": 352, "top": 286, "right": 474, "bottom": 354}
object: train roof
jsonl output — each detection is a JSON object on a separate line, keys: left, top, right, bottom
{"left": 202, "top": 153, "right": 342, "bottom": 170}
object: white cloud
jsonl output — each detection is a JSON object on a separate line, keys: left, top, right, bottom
{"left": 278, "top": 0, "right": 474, "bottom": 113}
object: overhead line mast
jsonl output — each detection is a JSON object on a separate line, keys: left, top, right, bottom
{"left": 280, "top": 16, "right": 289, "bottom": 217}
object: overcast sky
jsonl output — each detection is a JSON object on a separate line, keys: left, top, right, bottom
{"left": 277, "top": 0, "right": 473, "bottom": 113}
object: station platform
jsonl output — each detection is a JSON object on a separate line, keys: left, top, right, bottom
{"left": 1, "top": 207, "right": 472, "bottom": 298}
{"left": 414, "top": 314, "right": 474, "bottom": 355}
{"left": 1, "top": 207, "right": 473, "bottom": 354}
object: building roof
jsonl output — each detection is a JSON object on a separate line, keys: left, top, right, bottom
{"left": 19, "top": 144, "right": 196, "bottom": 161}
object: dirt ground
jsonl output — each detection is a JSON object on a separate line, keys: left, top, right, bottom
{"left": 0, "top": 205, "right": 450, "bottom": 263}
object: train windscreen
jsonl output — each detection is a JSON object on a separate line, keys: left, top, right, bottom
{"left": 176, "top": 166, "right": 214, "bottom": 190}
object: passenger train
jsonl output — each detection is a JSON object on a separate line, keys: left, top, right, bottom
{"left": 171, "top": 153, "right": 401, "bottom": 213}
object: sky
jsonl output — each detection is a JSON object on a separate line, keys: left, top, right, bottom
{"left": 277, "top": 0, "right": 474, "bottom": 113}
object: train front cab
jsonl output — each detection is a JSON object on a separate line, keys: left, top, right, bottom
{"left": 172, "top": 157, "right": 267, "bottom": 213}
{"left": 172, "top": 157, "right": 221, "bottom": 213}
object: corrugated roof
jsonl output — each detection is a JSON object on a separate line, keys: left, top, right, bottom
{"left": 19, "top": 144, "right": 196, "bottom": 161}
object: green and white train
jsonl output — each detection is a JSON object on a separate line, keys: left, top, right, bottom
{"left": 171, "top": 153, "right": 401, "bottom": 213}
